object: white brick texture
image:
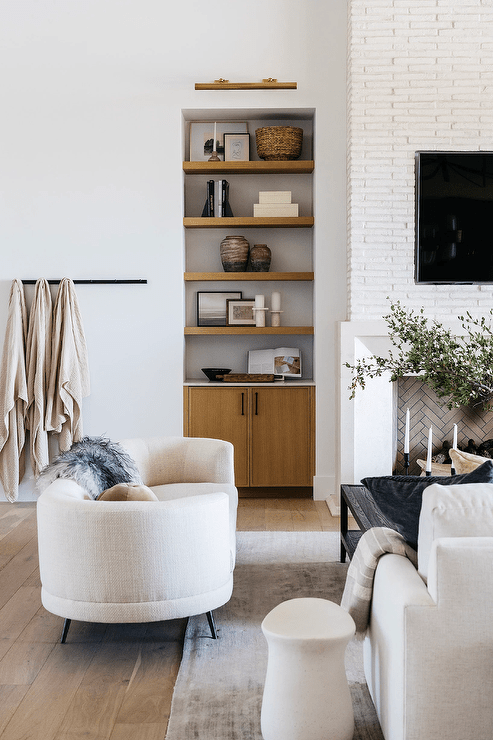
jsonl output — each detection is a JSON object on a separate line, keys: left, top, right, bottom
{"left": 348, "top": 0, "right": 493, "bottom": 321}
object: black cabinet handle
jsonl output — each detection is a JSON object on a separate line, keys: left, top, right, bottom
{"left": 241, "top": 392, "right": 245, "bottom": 416}
{"left": 255, "top": 392, "right": 258, "bottom": 415}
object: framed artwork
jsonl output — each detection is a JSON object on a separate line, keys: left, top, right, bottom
{"left": 226, "top": 299, "right": 256, "bottom": 326}
{"left": 189, "top": 121, "right": 248, "bottom": 161}
{"left": 196, "top": 291, "right": 242, "bottom": 326}
{"left": 224, "top": 133, "right": 250, "bottom": 162}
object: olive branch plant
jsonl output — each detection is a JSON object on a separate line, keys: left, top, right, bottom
{"left": 345, "top": 300, "right": 493, "bottom": 411}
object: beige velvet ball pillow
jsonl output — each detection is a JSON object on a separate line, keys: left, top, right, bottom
{"left": 449, "top": 448, "right": 490, "bottom": 475}
{"left": 97, "top": 483, "right": 158, "bottom": 501}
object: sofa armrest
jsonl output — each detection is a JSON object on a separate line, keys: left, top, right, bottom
{"left": 119, "top": 436, "right": 235, "bottom": 487}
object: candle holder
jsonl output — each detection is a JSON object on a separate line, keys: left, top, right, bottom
{"left": 252, "top": 307, "right": 268, "bottom": 327}
{"left": 270, "top": 310, "right": 283, "bottom": 327}
{"left": 208, "top": 150, "right": 220, "bottom": 162}
{"left": 403, "top": 452, "right": 410, "bottom": 476}
{"left": 451, "top": 465, "right": 456, "bottom": 476}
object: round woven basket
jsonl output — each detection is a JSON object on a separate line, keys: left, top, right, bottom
{"left": 255, "top": 126, "right": 303, "bottom": 161}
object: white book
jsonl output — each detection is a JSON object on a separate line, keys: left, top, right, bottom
{"left": 253, "top": 203, "right": 299, "bottom": 217}
{"left": 258, "top": 190, "right": 292, "bottom": 204}
{"left": 248, "top": 347, "right": 302, "bottom": 377}
{"left": 214, "top": 180, "right": 223, "bottom": 216}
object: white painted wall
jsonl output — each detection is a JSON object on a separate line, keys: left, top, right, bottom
{"left": 347, "top": 0, "right": 493, "bottom": 321}
{"left": 0, "top": 0, "right": 348, "bottom": 500}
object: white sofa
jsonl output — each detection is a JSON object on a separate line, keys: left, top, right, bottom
{"left": 363, "top": 481, "right": 493, "bottom": 740}
{"left": 36, "top": 436, "right": 238, "bottom": 641}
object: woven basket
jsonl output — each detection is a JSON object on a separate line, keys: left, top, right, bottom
{"left": 255, "top": 126, "right": 303, "bottom": 161}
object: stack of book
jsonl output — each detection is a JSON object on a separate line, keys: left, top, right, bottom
{"left": 201, "top": 180, "right": 233, "bottom": 217}
{"left": 253, "top": 191, "right": 299, "bottom": 217}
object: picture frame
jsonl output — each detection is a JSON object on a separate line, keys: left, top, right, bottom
{"left": 224, "top": 133, "right": 250, "bottom": 162}
{"left": 196, "top": 291, "right": 242, "bottom": 327}
{"left": 189, "top": 121, "right": 248, "bottom": 161}
{"left": 226, "top": 299, "right": 256, "bottom": 326}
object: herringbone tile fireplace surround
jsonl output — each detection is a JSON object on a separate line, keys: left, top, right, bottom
{"left": 395, "top": 378, "right": 493, "bottom": 476}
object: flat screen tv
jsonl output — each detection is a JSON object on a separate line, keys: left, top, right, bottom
{"left": 415, "top": 151, "right": 493, "bottom": 283}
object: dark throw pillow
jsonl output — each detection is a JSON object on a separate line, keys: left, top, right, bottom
{"left": 361, "top": 459, "right": 493, "bottom": 549}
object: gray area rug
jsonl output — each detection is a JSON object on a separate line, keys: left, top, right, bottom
{"left": 165, "top": 531, "right": 383, "bottom": 740}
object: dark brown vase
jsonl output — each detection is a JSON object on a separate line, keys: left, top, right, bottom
{"left": 220, "top": 235, "right": 250, "bottom": 272}
{"left": 249, "top": 244, "right": 271, "bottom": 272}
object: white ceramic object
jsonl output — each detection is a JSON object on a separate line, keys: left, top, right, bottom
{"left": 261, "top": 597, "right": 355, "bottom": 740}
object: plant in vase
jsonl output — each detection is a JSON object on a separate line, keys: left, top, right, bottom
{"left": 346, "top": 299, "right": 493, "bottom": 411}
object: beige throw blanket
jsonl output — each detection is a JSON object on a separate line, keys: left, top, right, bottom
{"left": 26, "top": 278, "right": 52, "bottom": 476}
{"left": 341, "top": 526, "right": 417, "bottom": 637}
{"left": 45, "top": 278, "right": 90, "bottom": 451}
{"left": 0, "top": 280, "right": 28, "bottom": 501}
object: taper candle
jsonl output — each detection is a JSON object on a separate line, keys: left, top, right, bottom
{"left": 453, "top": 423, "right": 457, "bottom": 449}
{"left": 404, "top": 408, "right": 410, "bottom": 454}
{"left": 213, "top": 122, "right": 217, "bottom": 151}
{"left": 426, "top": 426, "right": 433, "bottom": 475}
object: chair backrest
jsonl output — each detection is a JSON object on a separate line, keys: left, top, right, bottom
{"left": 119, "top": 436, "right": 235, "bottom": 487}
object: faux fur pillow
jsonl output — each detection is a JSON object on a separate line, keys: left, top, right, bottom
{"left": 449, "top": 447, "right": 490, "bottom": 474}
{"left": 36, "top": 436, "right": 143, "bottom": 499}
{"left": 97, "top": 483, "right": 158, "bottom": 501}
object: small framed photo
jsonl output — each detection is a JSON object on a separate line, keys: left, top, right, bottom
{"left": 224, "top": 133, "right": 250, "bottom": 162}
{"left": 189, "top": 121, "right": 248, "bottom": 161}
{"left": 226, "top": 299, "right": 256, "bottom": 326}
{"left": 197, "top": 291, "right": 242, "bottom": 327}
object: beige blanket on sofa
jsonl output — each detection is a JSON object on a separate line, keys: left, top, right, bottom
{"left": 341, "top": 526, "right": 417, "bottom": 636}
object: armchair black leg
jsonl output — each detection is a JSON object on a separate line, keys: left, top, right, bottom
{"left": 206, "top": 610, "right": 217, "bottom": 639}
{"left": 60, "top": 618, "right": 71, "bottom": 644}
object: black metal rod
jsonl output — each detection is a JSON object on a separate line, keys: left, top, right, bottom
{"left": 22, "top": 279, "right": 147, "bottom": 285}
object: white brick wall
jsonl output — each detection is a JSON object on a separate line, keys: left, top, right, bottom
{"left": 348, "top": 0, "right": 493, "bottom": 321}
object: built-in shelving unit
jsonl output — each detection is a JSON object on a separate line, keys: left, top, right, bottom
{"left": 183, "top": 109, "right": 315, "bottom": 381}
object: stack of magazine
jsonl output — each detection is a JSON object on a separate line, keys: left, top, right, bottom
{"left": 202, "top": 179, "right": 233, "bottom": 217}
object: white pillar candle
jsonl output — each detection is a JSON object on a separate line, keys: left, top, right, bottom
{"left": 453, "top": 423, "right": 457, "bottom": 449}
{"left": 271, "top": 291, "right": 281, "bottom": 311}
{"left": 255, "top": 294, "right": 265, "bottom": 308}
{"left": 404, "top": 408, "right": 410, "bottom": 454}
{"left": 426, "top": 426, "right": 433, "bottom": 473}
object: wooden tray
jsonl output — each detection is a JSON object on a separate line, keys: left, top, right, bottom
{"left": 223, "top": 373, "right": 275, "bottom": 382}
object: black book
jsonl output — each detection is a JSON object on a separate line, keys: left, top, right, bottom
{"left": 201, "top": 179, "right": 215, "bottom": 217}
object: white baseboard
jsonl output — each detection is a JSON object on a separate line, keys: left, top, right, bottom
{"left": 313, "top": 474, "right": 336, "bottom": 501}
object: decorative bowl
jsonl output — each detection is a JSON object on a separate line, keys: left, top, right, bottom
{"left": 201, "top": 368, "right": 232, "bottom": 382}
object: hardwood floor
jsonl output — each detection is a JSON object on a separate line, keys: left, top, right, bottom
{"left": 0, "top": 498, "right": 340, "bottom": 739}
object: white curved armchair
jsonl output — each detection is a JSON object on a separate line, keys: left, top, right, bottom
{"left": 36, "top": 436, "right": 238, "bottom": 642}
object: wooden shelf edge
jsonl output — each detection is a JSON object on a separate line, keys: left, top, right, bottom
{"left": 183, "top": 161, "right": 314, "bottom": 175}
{"left": 184, "top": 271, "right": 314, "bottom": 282}
{"left": 194, "top": 82, "right": 297, "bottom": 91}
{"left": 185, "top": 326, "right": 314, "bottom": 335}
{"left": 184, "top": 216, "right": 314, "bottom": 229}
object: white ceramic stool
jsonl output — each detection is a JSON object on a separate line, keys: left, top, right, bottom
{"left": 260, "top": 597, "right": 355, "bottom": 740}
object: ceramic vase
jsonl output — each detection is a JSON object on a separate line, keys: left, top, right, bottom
{"left": 220, "top": 235, "right": 250, "bottom": 272}
{"left": 250, "top": 244, "right": 272, "bottom": 272}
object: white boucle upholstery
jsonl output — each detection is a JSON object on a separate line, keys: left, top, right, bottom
{"left": 36, "top": 436, "right": 237, "bottom": 626}
{"left": 363, "top": 482, "right": 493, "bottom": 740}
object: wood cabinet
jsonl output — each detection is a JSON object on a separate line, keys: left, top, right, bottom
{"left": 184, "top": 385, "right": 315, "bottom": 491}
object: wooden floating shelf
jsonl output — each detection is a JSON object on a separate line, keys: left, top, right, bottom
{"left": 195, "top": 81, "right": 297, "bottom": 90}
{"left": 184, "top": 216, "right": 314, "bottom": 229}
{"left": 184, "top": 272, "right": 314, "bottom": 282}
{"left": 183, "top": 161, "right": 314, "bottom": 175}
{"left": 185, "top": 326, "right": 314, "bottom": 336}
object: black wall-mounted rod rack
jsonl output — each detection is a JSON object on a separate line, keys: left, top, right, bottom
{"left": 21, "top": 279, "right": 148, "bottom": 285}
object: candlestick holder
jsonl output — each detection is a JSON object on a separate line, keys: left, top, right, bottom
{"left": 403, "top": 452, "right": 410, "bottom": 476}
{"left": 451, "top": 465, "right": 456, "bottom": 476}
{"left": 270, "top": 309, "right": 283, "bottom": 327}
{"left": 208, "top": 150, "right": 220, "bottom": 161}
{"left": 252, "top": 306, "right": 268, "bottom": 327}
{"left": 425, "top": 470, "right": 432, "bottom": 477}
